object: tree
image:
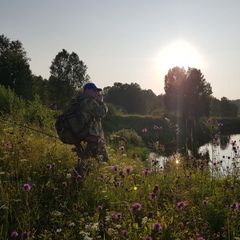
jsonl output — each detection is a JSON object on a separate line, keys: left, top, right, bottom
{"left": 104, "top": 82, "right": 150, "bottom": 115}
{"left": 31, "top": 75, "right": 50, "bottom": 105}
{"left": 48, "top": 49, "right": 90, "bottom": 108}
{"left": 164, "top": 67, "right": 212, "bottom": 118}
{"left": 220, "top": 97, "right": 238, "bottom": 117}
{"left": 0, "top": 34, "right": 32, "bottom": 99}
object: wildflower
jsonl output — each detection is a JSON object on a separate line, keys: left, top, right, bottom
{"left": 145, "top": 236, "right": 152, "bottom": 240}
{"left": 62, "top": 182, "right": 67, "bottom": 187}
{"left": 198, "top": 237, "right": 205, "bottom": 240}
{"left": 66, "top": 173, "right": 71, "bottom": 179}
{"left": 97, "top": 205, "right": 103, "bottom": 211}
{"left": 116, "top": 213, "right": 122, "bottom": 218}
{"left": 142, "top": 169, "right": 151, "bottom": 175}
{"left": 46, "top": 164, "right": 52, "bottom": 169}
{"left": 118, "top": 146, "right": 125, "bottom": 151}
{"left": 132, "top": 202, "right": 141, "bottom": 211}
{"left": 78, "top": 157, "right": 82, "bottom": 163}
{"left": 231, "top": 203, "right": 240, "bottom": 211}
{"left": 142, "top": 216, "right": 148, "bottom": 224}
{"left": 199, "top": 164, "right": 203, "bottom": 170}
{"left": 22, "top": 231, "right": 30, "bottom": 239}
{"left": 115, "top": 181, "right": 121, "bottom": 187}
{"left": 186, "top": 175, "right": 191, "bottom": 179}
{"left": 218, "top": 123, "right": 223, "bottom": 127}
{"left": 153, "top": 125, "right": 158, "bottom": 130}
{"left": 11, "top": 231, "right": 18, "bottom": 238}
{"left": 91, "top": 223, "right": 99, "bottom": 230}
{"left": 149, "top": 192, "right": 157, "bottom": 200}
{"left": 111, "top": 165, "right": 119, "bottom": 171}
{"left": 153, "top": 223, "right": 162, "bottom": 231}
{"left": 142, "top": 128, "right": 147, "bottom": 133}
{"left": 76, "top": 174, "right": 82, "bottom": 179}
{"left": 202, "top": 200, "right": 208, "bottom": 206}
{"left": 121, "top": 230, "right": 127, "bottom": 236}
{"left": 133, "top": 186, "right": 137, "bottom": 190}
{"left": 177, "top": 201, "right": 186, "bottom": 209}
{"left": 124, "top": 166, "right": 133, "bottom": 173}
{"left": 23, "top": 184, "right": 31, "bottom": 191}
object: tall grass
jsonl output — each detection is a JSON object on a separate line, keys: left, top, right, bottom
{"left": 1, "top": 115, "right": 240, "bottom": 240}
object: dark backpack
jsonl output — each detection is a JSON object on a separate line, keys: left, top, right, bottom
{"left": 55, "top": 96, "right": 89, "bottom": 144}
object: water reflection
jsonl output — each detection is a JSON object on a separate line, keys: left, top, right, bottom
{"left": 199, "top": 134, "right": 240, "bottom": 176}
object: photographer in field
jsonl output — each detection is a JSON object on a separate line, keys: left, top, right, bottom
{"left": 62, "top": 82, "right": 109, "bottom": 167}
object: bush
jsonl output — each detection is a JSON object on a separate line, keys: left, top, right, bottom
{"left": 0, "top": 84, "right": 26, "bottom": 117}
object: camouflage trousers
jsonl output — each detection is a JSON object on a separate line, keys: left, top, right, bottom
{"left": 74, "top": 137, "right": 108, "bottom": 162}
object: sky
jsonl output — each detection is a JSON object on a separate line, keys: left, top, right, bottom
{"left": 1, "top": 0, "right": 240, "bottom": 100}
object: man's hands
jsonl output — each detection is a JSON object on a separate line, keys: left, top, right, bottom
{"left": 95, "top": 93, "right": 103, "bottom": 102}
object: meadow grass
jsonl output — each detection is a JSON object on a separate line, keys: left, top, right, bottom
{"left": 1, "top": 118, "right": 240, "bottom": 240}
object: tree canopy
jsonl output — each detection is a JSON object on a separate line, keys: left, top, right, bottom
{"left": 104, "top": 82, "right": 164, "bottom": 115}
{"left": 164, "top": 67, "right": 212, "bottom": 118}
{"left": 48, "top": 49, "right": 90, "bottom": 108}
{"left": 0, "top": 34, "right": 32, "bottom": 99}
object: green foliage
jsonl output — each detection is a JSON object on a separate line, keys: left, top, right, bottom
{"left": 104, "top": 83, "right": 163, "bottom": 115}
{"left": 164, "top": 67, "right": 212, "bottom": 118}
{"left": 48, "top": 49, "right": 89, "bottom": 109}
{"left": 1, "top": 117, "right": 240, "bottom": 239}
{"left": 0, "top": 84, "right": 26, "bottom": 116}
{"left": 25, "top": 94, "right": 58, "bottom": 128}
{"left": 108, "top": 129, "right": 150, "bottom": 161}
{"left": 110, "top": 129, "right": 144, "bottom": 147}
{"left": 0, "top": 35, "right": 33, "bottom": 99}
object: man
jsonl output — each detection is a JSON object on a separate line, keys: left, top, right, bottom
{"left": 65, "top": 82, "right": 108, "bottom": 164}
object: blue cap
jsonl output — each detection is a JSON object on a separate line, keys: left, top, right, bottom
{"left": 83, "top": 83, "right": 102, "bottom": 92}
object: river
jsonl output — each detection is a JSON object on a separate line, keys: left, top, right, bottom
{"left": 198, "top": 134, "right": 240, "bottom": 176}
{"left": 153, "top": 134, "right": 240, "bottom": 176}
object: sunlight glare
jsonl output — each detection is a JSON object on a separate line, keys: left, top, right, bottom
{"left": 156, "top": 40, "right": 202, "bottom": 75}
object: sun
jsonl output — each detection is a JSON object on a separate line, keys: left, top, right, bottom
{"left": 156, "top": 40, "right": 202, "bottom": 74}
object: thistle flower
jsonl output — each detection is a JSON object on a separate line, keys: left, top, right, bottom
{"left": 118, "top": 146, "right": 125, "bottom": 151}
{"left": 116, "top": 213, "right": 122, "bottom": 218}
{"left": 124, "top": 166, "right": 133, "bottom": 173}
{"left": 177, "top": 201, "right": 186, "bottom": 209}
{"left": 142, "top": 169, "right": 151, "bottom": 175}
{"left": 111, "top": 165, "right": 119, "bottom": 171}
{"left": 23, "top": 184, "right": 31, "bottom": 191}
{"left": 11, "top": 231, "right": 18, "bottom": 238}
{"left": 46, "top": 164, "right": 52, "bottom": 169}
{"left": 153, "top": 223, "right": 162, "bottom": 231}
{"left": 97, "top": 205, "right": 103, "bottom": 211}
{"left": 145, "top": 236, "right": 152, "bottom": 240}
{"left": 202, "top": 200, "right": 208, "bottom": 206}
{"left": 22, "top": 231, "right": 30, "bottom": 239}
{"left": 149, "top": 192, "right": 157, "bottom": 200}
{"left": 132, "top": 202, "right": 141, "bottom": 211}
